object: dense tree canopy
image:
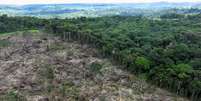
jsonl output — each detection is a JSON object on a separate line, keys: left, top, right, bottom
{"left": 0, "top": 14, "right": 46, "bottom": 33}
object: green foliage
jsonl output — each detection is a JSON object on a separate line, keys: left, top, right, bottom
{"left": 0, "top": 91, "right": 26, "bottom": 101}
{"left": 49, "top": 43, "right": 65, "bottom": 51}
{"left": 39, "top": 64, "right": 54, "bottom": 80}
{"left": 173, "top": 64, "right": 193, "bottom": 79}
{"left": 46, "top": 83, "right": 55, "bottom": 93}
{"left": 59, "top": 82, "right": 80, "bottom": 99}
{"left": 0, "top": 15, "right": 45, "bottom": 33}
{"left": 174, "top": 64, "right": 193, "bottom": 74}
{"left": 135, "top": 56, "right": 151, "bottom": 71}
{"left": 0, "top": 40, "right": 11, "bottom": 47}
{"left": 89, "top": 62, "right": 103, "bottom": 74}
{"left": 45, "top": 66, "right": 54, "bottom": 80}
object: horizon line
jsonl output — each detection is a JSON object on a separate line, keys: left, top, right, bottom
{"left": 0, "top": 1, "right": 201, "bottom": 6}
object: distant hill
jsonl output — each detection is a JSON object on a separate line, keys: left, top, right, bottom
{"left": 0, "top": 2, "right": 201, "bottom": 18}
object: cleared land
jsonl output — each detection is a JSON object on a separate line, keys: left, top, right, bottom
{"left": 0, "top": 31, "right": 187, "bottom": 101}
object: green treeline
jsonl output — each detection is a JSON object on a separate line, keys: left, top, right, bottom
{"left": 0, "top": 14, "right": 201, "bottom": 100}
{"left": 0, "top": 14, "right": 46, "bottom": 33}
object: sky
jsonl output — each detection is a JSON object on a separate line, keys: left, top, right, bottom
{"left": 0, "top": 0, "right": 201, "bottom": 5}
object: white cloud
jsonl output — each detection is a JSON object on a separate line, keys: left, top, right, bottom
{"left": 0, "top": 0, "right": 201, "bottom": 5}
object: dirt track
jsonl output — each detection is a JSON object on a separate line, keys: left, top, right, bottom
{"left": 0, "top": 31, "right": 188, "bottom": 101}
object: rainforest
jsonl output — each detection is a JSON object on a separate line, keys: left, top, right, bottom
{"left": 0, "top": 3, "right": 201, "bottom": 101}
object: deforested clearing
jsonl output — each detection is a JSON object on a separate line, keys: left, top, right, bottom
{"left": 0, "top": 31, "right": 187, "bottom": 101}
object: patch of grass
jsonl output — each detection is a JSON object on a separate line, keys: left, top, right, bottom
{"left": 0, "top": 30, "right": 39, "bottom": 36}
{"left": 46, "top": 83, "right": 55, "bottom": 93}
{"left": 40, "top": 64, "right": 54, "bottom": 80}
{"left": 37, "top": 64, "right": 54, "bottom": 85}
{"left": 46, "top": 67, "right": 54, "bottom": 80}
{"left": 0, "top": 31, "right": 14, "bottom": 36}
{"left": 0, "top": 40, "right": 11, "bottom": 47}
{"left": 59, "top": 82, "right": 80, "bottom": 99}
{"left": 49, "top": 43, "right": 65, "bottom": 51}
{"left": 45, "top": 81, "right": 81, "bottom": 101}
{"left": 37, "top": 64, "right": 55, "bottom": 94}
{"left": 0, "top": 91, "right": 26, "bottom": 101}
{"left": 89, "top": 62, "right": 103, "bottom": 74}
{"left": 29, "top": 30, "right": 40, "bottom": 33}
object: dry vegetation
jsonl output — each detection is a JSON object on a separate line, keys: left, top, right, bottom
{"left": 0, "top": 31, "right": 188, "bottom": 101}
